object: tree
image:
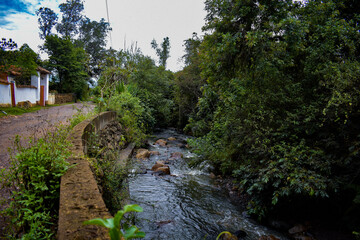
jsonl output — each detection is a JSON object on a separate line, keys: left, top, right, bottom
{"left": 44, "top": 35, "right": 88, "bottom": 99}
{"left": 0, "top": 38, "right": 17, "bottom": 50}
{"left": 0, "top": 40, "right": 39, "bottom": 85}
{"left": 56, "top": 0, "right": 84, "bottom": 37}
{"left": 174, "top": 33, "right": 204, "bottom": 129}
{"left": 151, "top": 37, "right": 170, "bottom": 68}
{"left": 78, "top": 17, "right": 111, "bottom": 77}
{"left": 36, "top": 7, "right": 58, "bottom": 40}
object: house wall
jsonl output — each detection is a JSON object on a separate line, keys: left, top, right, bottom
{"left": 16, "top": 87, "right": 37, "bottom": 104}
{"left": 0, "top": 84, "right": 11, "bottom": 105}
{"left": 31, "top": 72, "right": 40, "bottom": 101}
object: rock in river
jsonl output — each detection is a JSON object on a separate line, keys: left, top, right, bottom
{"left": 136, "top": 149, "right": 150, "bottom": 159}
{"left": 155, "top": 139, "right": 167, "bottom": 146}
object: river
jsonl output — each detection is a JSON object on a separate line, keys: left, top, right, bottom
{"left": 128, "top": 129, "right": 289, "bottom": 240}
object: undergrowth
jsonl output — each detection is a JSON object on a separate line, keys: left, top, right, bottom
{"left": 0, "top": 125, "right": 71, "bottom": 239}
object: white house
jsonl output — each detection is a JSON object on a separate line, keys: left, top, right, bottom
{"left": 0, "top": 66, "right": 51, "bottom": 107}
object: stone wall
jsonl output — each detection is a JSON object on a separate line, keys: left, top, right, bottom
{"left": 58, "top": 111, "right": 116, "bottom": 240}
{"left": 55, "top": 93, "right": 75, "bottom": 104}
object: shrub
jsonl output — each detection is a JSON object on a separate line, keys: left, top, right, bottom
{"left": 0, "top": 126, "right": 71, "bottom": 239}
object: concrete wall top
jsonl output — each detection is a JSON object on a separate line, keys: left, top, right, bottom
{"left": 58, "top": 111, "right": 117, "bottom": 240}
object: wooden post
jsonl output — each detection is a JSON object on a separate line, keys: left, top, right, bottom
{"left": 10, "top": 82, "right": 16, "bottom": 107}
{"left": 40, "top": 85, "right": 45, "bottom": 106}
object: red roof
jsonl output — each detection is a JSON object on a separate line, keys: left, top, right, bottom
{"left": 37, "top": 66, "right": 51, "bottom": 74}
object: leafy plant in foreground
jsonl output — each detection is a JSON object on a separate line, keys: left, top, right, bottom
{"left": 84, "top": 204, "right": 145, "bottom": 240}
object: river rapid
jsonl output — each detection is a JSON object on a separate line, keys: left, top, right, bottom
{"left": 128, "top": 129, "right": 288, "bottom": 240}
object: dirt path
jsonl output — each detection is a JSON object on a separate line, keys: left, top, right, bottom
{"left": 0, "top": 102, "right": 95, "bottom": 234}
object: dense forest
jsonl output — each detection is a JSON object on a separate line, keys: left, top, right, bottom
{"left": 1, "top": 0, "right": 360, "bottom": 238}
{"left": 180, "top": 0, "right": 360, "bottom": 234}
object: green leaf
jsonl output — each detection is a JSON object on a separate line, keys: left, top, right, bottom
{"left": 123, "top": 204, "right": 143, "bottom": 214}
{"left": 83, "top": 218, "right": 114, "bottom": 229}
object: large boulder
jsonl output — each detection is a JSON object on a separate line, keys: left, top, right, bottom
{"left": 136, "top": 149, "right": 150, "bottom": 159}
{"left": 155, "top": 139, "right": 167, "bottom": 146}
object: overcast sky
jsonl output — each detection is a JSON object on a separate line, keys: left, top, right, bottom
{"left": 0, "top": 0, "right": 207, "bottom": 72}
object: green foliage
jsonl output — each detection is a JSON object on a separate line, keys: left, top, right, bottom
{"left": 69, "top": 103, "right": 96, "bottom": 128}
{"left": 84, "top": 204, "right": 145, "bottom": 240}
{"left": 56, "top": 0, "right": 84, "bottom": 37}
{"left": 0, "top": 105, "right": 53, "bottom": 117}
{"left": 36, "top": 7, "right": 58, "bottom": 40}
{"left": 151, "top": 37, "right": 170, "bottom": 68}
{"left": 96, "top": 48, "right": 175, "bottom": 131}
{"left": 0, "top": 126, "right": 71, "bottom": 239}
{"left": 187, "top": 0, "right": 360, "bottom": 223}
{"left": 0, "top": 42, "right": 40, "bottom": 85}
{"left": 107, "top": 90, "right": 146, "bottom": 145}
{"left": 174, "top": 33, "right": 204, "bottom": 129}
{"left": 77, "top": 17, "right": 111, "bottom": 77}
{"left": 0, "top": 38, "right": 17, "bottom": 50}
{"left": 44, "top": 35, "right": 89, "bottom": 99}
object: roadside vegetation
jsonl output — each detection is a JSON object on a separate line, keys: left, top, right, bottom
{"left": 0, "top": 103, "right": 74, "bottom": 118}
{"left": 0, "top": 126, "right": 71, "bottom": 239}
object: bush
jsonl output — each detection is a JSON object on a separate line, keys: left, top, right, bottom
{"left": 0, "top": 126, "right": 71, "bottom": 239}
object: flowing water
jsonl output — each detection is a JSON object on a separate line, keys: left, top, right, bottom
{"left": 128, "top": 129, "right": 289, "bottom": 240}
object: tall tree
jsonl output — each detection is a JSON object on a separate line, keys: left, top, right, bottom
{"left": 174, "top": 33, "right": 204, "bottom": 128}
{"left": 36, "top": 7, "right": 58, "bottom": 40}
{"left": 151, "top": 37, "right": 170, "bottom": 68}
{"left": 44, "top": 35, "right": 88, "bottom": 99}
{"left": 78, "top": 17, "right": 111, "bottom": 77}
{"left": 56, "top": 0, "right": 84, "bottom": 37}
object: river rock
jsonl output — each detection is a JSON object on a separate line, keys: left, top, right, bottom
{"left": 151, "top": 161, "right": 165, "bottom": 170}
{"left": 155, "top": 139, "right": 167, "bottom": 146}
{"left": 170, "top": 152, "right": 183, "bottom": 159}
{"left": 156, "top": 160, "right": 166, "bottom": 165}
{"left": 136, "top": 149, "right": 150, "bottom": 159}
{"left": 156, "top": 166, "right": 171, "bottom": 175}
{"left": 168, "top": 137, "right": 176, "bottom": 141}
{"left": 288, "top": 224, "right": 308, "bottom": 235}
{"left": 151, "top": 161, "right": 171, "bottom": 175}
{"left": 150, "top": 151, "right": 160, "bottom": 155}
